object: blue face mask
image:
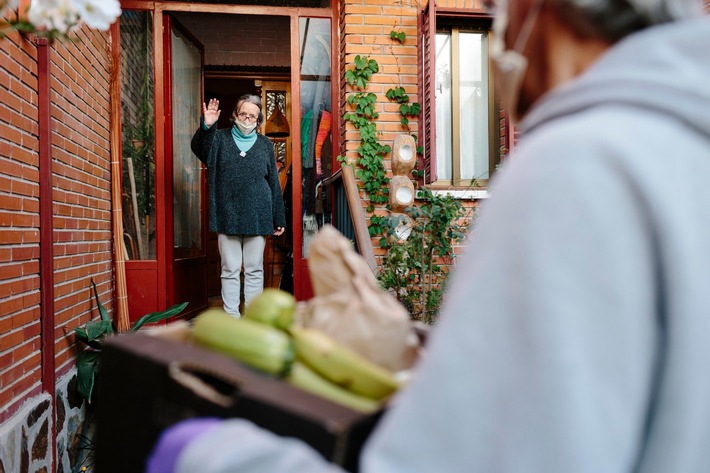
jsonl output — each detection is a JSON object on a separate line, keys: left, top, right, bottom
{"left": 235, "top": 119, "right": 257, "bottom": 135}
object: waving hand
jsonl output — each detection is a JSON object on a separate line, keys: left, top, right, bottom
{"left": 203, "top": 98, "right": 221, "bottom": 127}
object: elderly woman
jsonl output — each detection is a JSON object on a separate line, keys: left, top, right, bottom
{"left": 158, "top": 1, "right": 710, "bottom": 471}
{"left": 191, "top": 94, "right": 286, "bottom": 317}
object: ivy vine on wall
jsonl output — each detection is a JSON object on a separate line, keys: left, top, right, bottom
{"left": 340, "top": 55, "right": 391, "bottom": 236}
{"left": 385, "top": 29, "right": 424, "bottom": 177}
{"left": 339, "top": 28, "right": 426, "bottom": 237}
{"left": 338, "top": 23, "right": 475, "bottom": 322}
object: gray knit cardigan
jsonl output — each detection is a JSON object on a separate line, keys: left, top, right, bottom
{"left": 191, "top": 124, "right": 287, "bottom": 236}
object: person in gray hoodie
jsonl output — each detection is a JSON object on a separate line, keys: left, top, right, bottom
{"left": 159, "top": 0, "right": 710, "bottom": 471}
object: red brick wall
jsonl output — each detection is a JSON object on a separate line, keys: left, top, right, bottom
{"left": 0, "top": 29, "right": 42, "bottom": 422}
{"left": 0, "top": 24, "right": 113, "bottom": 422}
{"left": 50, "top": 26, "right": 114, "bottom": 374}
{"left": 341, "top": 0, "right": 421, "bottom": 258}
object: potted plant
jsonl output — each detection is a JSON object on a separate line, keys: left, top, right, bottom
{"left": 71, "top": 278, "right": 188, "bottom": 402}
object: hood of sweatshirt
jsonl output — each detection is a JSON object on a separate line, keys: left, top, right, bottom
{"left": 520, "top": 17, "right": 710, "bottom": 141}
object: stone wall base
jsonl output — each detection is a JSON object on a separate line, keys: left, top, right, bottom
{"left": 0, "top": 369, "right": 92, "bottom": 473}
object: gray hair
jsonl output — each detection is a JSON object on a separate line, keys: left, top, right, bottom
{"left": 554, "top": 0, "right": 704, "bottom": 41}
{"left": 231, "top": 94, "right": 265, "bottom": 127}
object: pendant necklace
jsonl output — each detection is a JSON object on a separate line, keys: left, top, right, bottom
{"left": 239, "top": 151, "right": 246, "bottom": 157}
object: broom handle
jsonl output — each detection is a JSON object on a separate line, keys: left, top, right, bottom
{"left": 127, "top": 157, "right": 146, "bottom": 259}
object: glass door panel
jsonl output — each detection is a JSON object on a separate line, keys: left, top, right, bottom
{"left": 171, "top": 26, "right": 203, "bottom": 259}
{"left": 120, "top": 11, "right": 156, "bottom": 260}
{"left": 299, "top": 17, "right": 331, "bottom": 259}
{"left": 166, "top": 15, "right": 208, "bottom": 315}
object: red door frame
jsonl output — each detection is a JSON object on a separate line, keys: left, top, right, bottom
{"left": 289, "top": 10, "right": 341, "bottom": 300}
{"left": 117, "top": 0, "right": 339, "bottom": 311}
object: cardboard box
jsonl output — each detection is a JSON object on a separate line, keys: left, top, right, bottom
{"left": 94, "top": 330, "right": 383, "bottom": 473}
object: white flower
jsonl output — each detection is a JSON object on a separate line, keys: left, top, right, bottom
{"left": 27, "top": 0, "right": 80, "bottom": 34}
{"left": 72, "top": 0, "right": 120, "bottom": 31}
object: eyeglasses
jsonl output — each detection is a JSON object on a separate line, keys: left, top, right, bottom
{"left": 237, "top": 112, "right": 259, "bottom": 122}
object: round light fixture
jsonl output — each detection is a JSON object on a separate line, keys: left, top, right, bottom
{"left": 391, "top": 134, "right": 417, "bottom": 176}
{"left": 389, "top": 176, "right": 415, "bottom": 212}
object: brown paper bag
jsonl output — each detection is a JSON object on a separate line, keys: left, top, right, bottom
{"left": 297, "top": 225, "right": 420, "bottom": 372}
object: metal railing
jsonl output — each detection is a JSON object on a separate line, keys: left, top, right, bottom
{"left": 322, "top": 165, "right": 378, "bottom": 274}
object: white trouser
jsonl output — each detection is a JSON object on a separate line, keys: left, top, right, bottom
{"left": 218, "top": 234, "right": 266, "bottom": 316}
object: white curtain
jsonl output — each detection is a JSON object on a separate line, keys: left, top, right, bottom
{"left": 171, "top": 28, "right": 202, "bottom": 254}
{"left": 459, "top": 32, "right": 489, "bottom": 181}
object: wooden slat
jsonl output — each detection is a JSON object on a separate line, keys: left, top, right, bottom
{"left": 341, "top": 166, "right": 378, "bottom": 275}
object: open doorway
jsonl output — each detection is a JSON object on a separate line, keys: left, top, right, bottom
{"left": 172, "top": 12, "right": 294, "bottom": 307}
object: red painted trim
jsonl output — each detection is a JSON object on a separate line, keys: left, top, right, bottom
{"left": 153, "top": 12, "right": 168, "bottom": 311}
{"left": 330, "top": 0, "right": 341, "bottom": 176}
{"left": 290, "top": 15, "right": 303, "bottom": 298}
{"left": 128, "top": 0, "right": 330, "bottom": 16}
{"left": 36, "top": 36, "right": 56, "bottom": 473}
{"left": 120, "top": 0, "right": 156, "bottom": 9}
{"left": 163, "top": 13, "right": 175, "bottom": 307}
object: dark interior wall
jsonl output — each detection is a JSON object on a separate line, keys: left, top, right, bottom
{"left": 204, "top": 78, "right": 257, "bottom": 129}
{"left": 173, "top": 13, "right": 290, "bottom": 69}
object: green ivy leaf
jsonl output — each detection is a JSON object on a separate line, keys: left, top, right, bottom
{"left": 345, "top": 70, "right": 356, "bottom": 85}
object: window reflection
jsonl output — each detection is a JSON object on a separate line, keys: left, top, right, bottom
{"left": 120, "top": 11, "right": 156, "bottom": 260}
{"left": 299, "top": 18, "right": 332, "bottom": 258}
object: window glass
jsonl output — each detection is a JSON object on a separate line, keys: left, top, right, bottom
{"left": 120, "top": 11, "right": 156, "bottom": 260}
{"left": 459, "top": 31, "right": 489, "bottom": 180}
{"left": 299, "top": 18, "right": 332, "bottom": 258}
